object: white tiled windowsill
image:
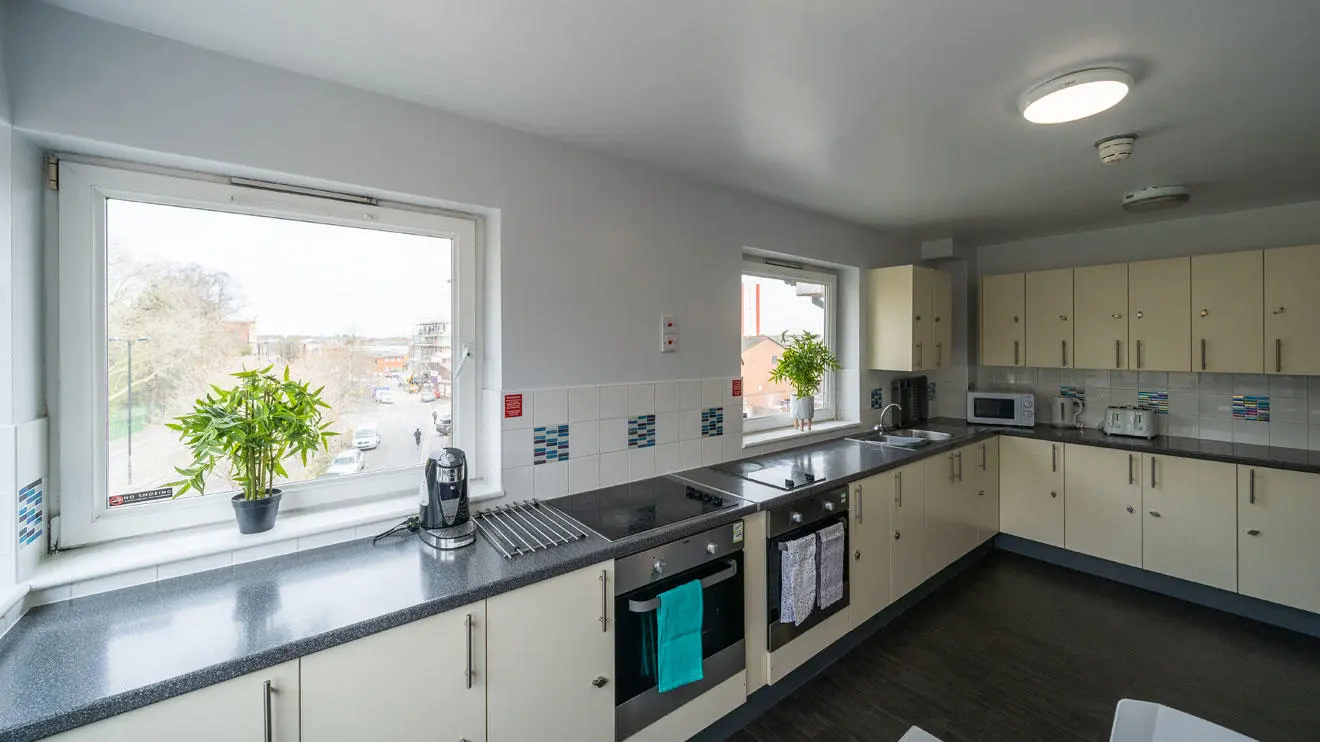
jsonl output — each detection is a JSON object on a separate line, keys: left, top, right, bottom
{"left": 741, "top": 420, "right": 861, "bottom": 455}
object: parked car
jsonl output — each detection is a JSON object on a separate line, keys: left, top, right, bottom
{"left": 353, "top": 423, "right": 382, "bottom": 450}
{"left": 325, "top": 448, "right": 366, "bottom": 476}
{"left": 435, "top": 415, "right": 452, "bottom": 436}
{"left": 373, "top": 387, "right": 394, "bottom": 404}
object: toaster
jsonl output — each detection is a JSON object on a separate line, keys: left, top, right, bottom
{"left": 1102, "top": 406, "right": 1159, "bottom": 439}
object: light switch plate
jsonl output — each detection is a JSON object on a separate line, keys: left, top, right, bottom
{"left": 661, "top": 315, "right": 678, "bottom": 353}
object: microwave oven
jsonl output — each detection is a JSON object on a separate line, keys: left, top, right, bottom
{"left": 967, "top": 392, "right": 1036, "bottom": 427}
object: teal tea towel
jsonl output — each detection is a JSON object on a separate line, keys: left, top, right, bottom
{"left": 657, "top": 579, "right": 704, "bottom": 693}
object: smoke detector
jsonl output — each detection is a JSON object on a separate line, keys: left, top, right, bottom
{"left": 1095, "top": 134, "right": 1136, "bottom": 165}
{"left": 1122, "top": 185, "right": 1191, "bottom": 213}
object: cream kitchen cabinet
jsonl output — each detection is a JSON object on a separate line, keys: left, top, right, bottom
{"left": 968, "top": 437, "right": 1000, "bottom": 544}
{"left": 487, "top": 562, "right": 614, "bottom": 742}
{"left": 924, "top": 445, "right": 980, "bottom": 574}
{"left": 1264, "top": 244, "right": 1320, "bottom": 375}
{"left": 1024, "top": 268, "right": 1074, "bottom": 368}
{"left": 850, "top": 473, "right": 894, "bottom": 625}
{"left": 1192, "top": 250, "right": 1263, "bottom": 374}
{"left": 1128, "top": 257, "right": 1191, "bottom": 372}
{"left": 1073, "top": 263, "right": 1128, "bottom": 370}
{"left": 980, "top": 273, "right": 1025, "bottom": 366}
{"left": 301, "top": 603, "right": 485, "bottom": 742}
{"left": 869, "top": 265, "right": 953, "bottom": 372}
{"left": 999, "top": 437, "right": 1064, "bottom": 547}
{"left": 891, "top": 461, "right": 929, "bottom": 600}
{"left": 1239, "top": 466, "right": 1320, "bottom": 613}
{"left": 1143, "top": 454, "right": 1238, "bottom": 592}
{"left": 48, "top": 662, "right": 300, "bottom": 742}
{"left": 1064, "top": 445, "right": 1142, "bottom": 568}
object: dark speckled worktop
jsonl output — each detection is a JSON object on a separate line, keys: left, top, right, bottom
{"left": 3, "top": 419, "right": 1318, "bottom": 740}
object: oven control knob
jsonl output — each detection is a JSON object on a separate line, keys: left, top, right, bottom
{"left": 706, "top": 543, "right": 717, "bottom": 555}
{"left": 790, "top": 512, "right": 803, "bottom": 524}
{"left": 652, "top": 559, "right": 666, "bottom": 575}
{"left": 823, "top": 502, "right": 835, "bottom": 512}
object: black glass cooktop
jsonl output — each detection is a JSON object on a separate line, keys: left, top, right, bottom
{"left": 552, "top": 477, "right": 744, "bottom": 541}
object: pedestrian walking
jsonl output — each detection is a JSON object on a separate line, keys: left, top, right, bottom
{"left": 413, "top": 427, "right": 422, "bottom": 447}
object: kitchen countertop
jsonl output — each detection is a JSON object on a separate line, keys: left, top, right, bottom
{"left": 3, "top": 420, "right": 1318, "bottom": 740}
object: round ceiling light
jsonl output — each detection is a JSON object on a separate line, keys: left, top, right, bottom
{"left": 1021, "top": 68, "right": 1134, "bottom": 124}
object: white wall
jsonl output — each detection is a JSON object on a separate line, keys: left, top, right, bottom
{"left": 4, "top": 0, "right": 917, "bottom": 395}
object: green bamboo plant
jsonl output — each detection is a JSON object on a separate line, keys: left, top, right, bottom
{"left": 767, "top": 331, "right": 841, "bottom": 399}
{"left": 167, "top": 365, "right": 336, "bottom": 501}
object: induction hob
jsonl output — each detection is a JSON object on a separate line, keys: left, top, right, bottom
{"left": 551, "top": 477, "right": 745, "bottom": 541}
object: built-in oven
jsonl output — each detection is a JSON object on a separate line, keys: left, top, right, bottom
{"left": 766, "top": 487, "right": 849, "bottom": 652}
{"left": 614, "top": 521, "right": 745, "bottom": 741}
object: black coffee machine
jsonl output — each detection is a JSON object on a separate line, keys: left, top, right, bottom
{"left": 418, "top": 447, "right": 475, "bottom": 549}
{"left": 890, "top": 375, "right": 929, "bottom": 428}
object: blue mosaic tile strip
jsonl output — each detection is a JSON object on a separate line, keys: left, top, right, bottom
{"left": 1233, "top": 395, "right": 1270, "bottom": 422}
{"left": 870, "top": 388, "right": 884, "bottom": 409}
{"left": 1060, "top": 385, "right": 1085, "bottom": 401}
{"left": 628, "top": 414, "right": 656, "bottom": 449}
{"left": 533, "top": 424, "right": 570, "bottom": 464}
{"left": 1137, "top": 390, "right": 1169, "bottom": 414}
{"left": 701, "top": 407, "right": 725, "bottom": 438}
{"left": 18, "top": 478, "right": 43, "bottom": 548}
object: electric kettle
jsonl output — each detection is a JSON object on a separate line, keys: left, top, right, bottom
{"left": 1050, "top": 396, "right": 1084, "bottom": 428}
{"left": 418, "top": 447, "right": 475, "bottom": 549}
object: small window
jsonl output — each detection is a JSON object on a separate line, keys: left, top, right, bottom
{"left": 740, "top": 260, "right": 837, "bottom": 433}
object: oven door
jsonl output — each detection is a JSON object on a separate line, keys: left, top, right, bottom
{"left": 766, "top": 512, "right": 849, "bottom": 652}
{"left": 614, "top": 552, "right": 745, "bottom": 740}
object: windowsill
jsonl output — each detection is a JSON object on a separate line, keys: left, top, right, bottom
{"left": 28, "top": 482, "right": 505, "bottom": 596}
{"left": 742, "top": 419, "right": 862, "bottom": 450}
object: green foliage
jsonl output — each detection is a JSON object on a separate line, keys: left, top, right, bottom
{"left": 766, "top": 331, "right": 841, "bottom": 399}
{"left": 167, "top": 365, "right": 337, "bottom": 501}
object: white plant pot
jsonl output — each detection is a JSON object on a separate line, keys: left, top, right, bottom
{"left": 792, "top": 395, "right": 815, "bottom": 430}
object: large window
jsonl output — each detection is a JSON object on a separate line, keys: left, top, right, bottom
{"left": 56, "top": 161, "right": 479, "bottom": 546}
{"left": 740, "top": 259, "right": 836, "bottom": 433}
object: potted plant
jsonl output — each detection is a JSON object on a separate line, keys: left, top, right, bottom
{"left": 168, "top": 365, "right": 336, "bottom": 534}
{"left": 767, "top": 331, "right": 841, "bottom": 431}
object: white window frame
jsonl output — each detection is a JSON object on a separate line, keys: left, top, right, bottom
{"left": 54, "top": 160, "right": 481, "bottom": 547}
{"left": 740, "top": 259, "right": 838, "bottom": 434}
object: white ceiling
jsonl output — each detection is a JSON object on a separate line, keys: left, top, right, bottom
{"left": 40, "top": 0, "right": 1320, "bottom": 242}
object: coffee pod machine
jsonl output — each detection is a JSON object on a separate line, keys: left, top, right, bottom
{"left": 418, "top": 447, "right": 476, "bottom": 549}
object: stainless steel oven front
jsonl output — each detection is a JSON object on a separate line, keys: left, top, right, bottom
{"left": 765, "top": 487, "right": 849, "bottom": 652}
{"left": 613, "top": 521, "right": 745, "bottom": 741}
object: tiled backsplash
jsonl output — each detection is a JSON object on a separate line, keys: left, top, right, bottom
{"left": 976, "top": 368, "right": 1320, "bottom": 450}
{"left": 500, "top": 379, "right": 742, "bottom": 500}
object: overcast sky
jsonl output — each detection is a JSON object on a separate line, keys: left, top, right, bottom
{"left": 741, "top": 275, "right": 826, "bottom": 339}
{"left": 108, "top": 200, "right": 452, "bottom": 338}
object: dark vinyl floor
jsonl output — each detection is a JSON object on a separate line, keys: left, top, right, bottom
{"left": 728, "top": 552, "right": 1320, "bottom": 742}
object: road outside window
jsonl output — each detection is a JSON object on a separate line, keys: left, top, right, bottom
{"left": 740, "top": 264, "right": 835, "bottom": 432}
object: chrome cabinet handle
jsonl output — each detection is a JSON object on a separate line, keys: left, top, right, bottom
{"left": 464, "top": 613, "right": 474, "bottom": 689}
{"left": 1062, "top": 339, "right": 1068, "bottom": 367}
{"left": 1128, "top": 454, "right": 1134, "bottom": 485}
{"left": 1276, "top": 338, "right": 1283, "bottom": 373}
{"left": 1051, "top": 444, "right": 1057, "bottom": 473}
{"left": 896, "top": 471, "right": 902, "bottom": 507}
{"left": 916, "top": 343, "right": 923, "bottom": 368}
{"left": 1201, "top": 338, "right": 1207, "bottom": 371}
{"left": 980, "top": 443, "right": 987, "bottom": 470}
{"left": 1014, "top": 339, "right": 1020, "bottom": 365}
{"left": 1249, "top": 469, "right": 1256, "bottom": 504}
{"left": 1150, "top": 456, "right": 1156, "bottom": 488}
{"left": 1149, "top": 510, "right": 1162, "bottom": 518}
{"left": 854, "top": 484, "right": 863, "bottom": 523}
{"left": 1127, "top": 505, "right": 1135, "bottom": 514}
{"left": 599, "top": 570, "right": 608, "bottom": 632}
{"left": 1247, "top": 529, "right": 1261, "bottom": 536}
{"left": 956, "top": 452, "right": 963, "bottom": 482}
{"left": 592, "top": 676, "right": 609, "bottom": 688}
{"left": 949, "top": 454, "right": 956, "bottom": 483}
{"left": 1136, "top": 339, "right": 1143, "bottom": 369}
{"left": 1116, "top": 339, "right": 1121, "bottom": 369}
{"left": 262, "top": 680, "right": 274, "bottom": 742}
{"left": 936, "top": 342, "right": 942, "bottom": 368}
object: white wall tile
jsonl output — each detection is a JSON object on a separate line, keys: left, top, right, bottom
{"left": 500, "top": 390, "right": 533, "bottom": 430}
{"left": 1003, "top": 367, "right": 1037, "bottom": 387}
{"left": 533, "top": 388, "right": 568, "bottom": 427}
{"left": 70, "top": 566, "right": 158, "bottom": 600}
{"left": 599, "top": 417, "right": 628, "bottom": 453}
{"left": 1270, "top": 397, "right": 1308, "bottom": 424}
{"left": 1112, "top": 370, "right": 1140, "bottom": 389}
{"left": 1310, "top": 393, "right": 1320, "bottom": 426}
{"left": 1233, "top": 374, "right": 1269, "bottom": 397}
{"left": 568, "top": 456, "right": 600, "bottom": 494}
{"left": 1138, "top": 371, "right": 1168, "bottom": 390}
{"left": 723, "top": 412, "right": 743, "bottom": 441}
{"left": 725, "top": 435, "right": 746, "bottom": 462}
{"left": 600, "top": 451, "right": 629, "bottom": 487}
{"left": 1081, "top": 391, "right": 1109, "bottom": 428}
{"left": 1311, "top": 376, "right": 1320, "bottom": 400}
{"left": 679, "top": 380, "right": 703, "bottom": 411}
{"left": 599, "top": 385, "right": 629, "bottom": 419}
{"left": 569, "top": 387, "right": 600, "bottom": 423}
{"left": 628, "top": 448, "right": 655, "bottom": 480}
{"left": 701, "top": 379, "right": 725, "bottom": 408}
{"left": 533, "top": 461, "right": 568, "bottom": 498}
{"left": 679, "top": 410, "right": 702, "bottom": 441}
{"left": 298, "top": 527, "right": 358, "bottom": 552}
{"left": 655, "top": 412, "right": 678, "bottom": 444}
{"left": 1269, "top": 423, "right": 1309, "bottom": 450}
{"left": 1167, "top": 373, "right": 1198, "bottom": 392}
{"left": 1200, "top": 418, "right": 1233, "bottom": 442}
{"left": 654, "top": 382, "right": 679, "bottom": 413}
{"left": 680, "top": 440, "right": 703, "bottom": 470}
{"left": 1167, "top": 391, "right": 1198, "bottom": 417}
{"left": 1036, "top": 368, "right": 1061, "bottom": 387}
{"left": 502, "top": 427, "right": 533, "bottom": 468}
{"left": 628, "top": 384, "right": 655, "bottom": 415}
{"left": 1165, "top": 416, "right": 1199, "bottom": 438}
{"left": 234, "top": 540, "right": 297, "bottom": 566}
{"left": 1111, "top": 388, "right": 1138, "bottom": 407}
{"left": 701, "top": 437, "right": 724, "bottom": 466}
{"left": 1310, "top": 426, "right": 1320, "bottom": 451}
{"left": 1199, "top": 373, "right": 1233, "bottom": 395}
{"left": 1232, "top": 420, "right": 1270, "bottom": 446}
{"left": 1082, "top": 370, "right": 1111, "bottom": 388}
{"left": 572, "top": 420, "right": 599, "bottom": 456}
{"left": 1269, "top": 375, "right": 1308, "bottom": 399}
{"left": 654, "top": 443, "right": 679, "bottom": 475}
{"left": 1198, "top": 394, "right": 1232, "bottom": 419}
{"left": 501, "top": 465, "right": 533, "bottom": 500}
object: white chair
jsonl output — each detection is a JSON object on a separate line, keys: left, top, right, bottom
{"left": 1110, "top": 699, "right": 1255, "bottom": 742}
{"left": 897, "top": 727, "right": 943, "bottom": 742}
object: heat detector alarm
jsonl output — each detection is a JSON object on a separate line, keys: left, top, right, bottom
{"left": 1122, "top": 185, "right": 1191, "bottom": 213}
{"left": 1095, "top": 134, "right": 1136, "bottom": 165}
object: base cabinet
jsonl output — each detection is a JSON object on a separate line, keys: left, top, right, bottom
{"left": 969, "top": 438, "right": 1000, "bottom": 544}
{"left": 1239, "top": 466, "right": 1320, "bottom": 613}
{"left": 999, "top": 437, "right": 1065, "bottom": 547}
{"left": 48, "top": 662, "right": 300, "bottom": 742}
{"left": 1142, "top": 455, "right": 1238, "bottom": 592}
{"left": 850, "top": 473, "right": 894, "bottom": 625}
{"left": 301, "top": 603, "right": 485, "bottom": 742}
{"left": 891, "top": 462, "right": 928, "bottom": 600}
{"left": 1064, "top": 445, "right": 1142, "bottom": 568}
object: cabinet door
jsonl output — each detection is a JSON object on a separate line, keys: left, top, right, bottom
{"left": 49, "top": 662, "right": 300, "bottom": 742}
{"left": 1025, "top": 268, "right": 1074, "bottom": 368}
{"left": 487, "top": 562, "right": 614, "bottom": 742}
{"left": 912, "top": 266, "right": 934, "bottom": 370}
{"left": 891, "top": 462, "right": 928, "bottom": 600}
{"left": 302, "top": 603, "right": 485, "bottom": 742}
{"left": 869, "top": 265, "right": 917, "bottom": 372}
{"left": 1064, "top": 445, "right": 1142, "bottom": 567}
{"left": 1239, "top": 466, "right": 1320, "bottom": 613}
{"left": 923, "top": 451, "right": 962, "bottom": 574}
{"left": 1264, "top": 244, "right": 1320, "bottom": 375}
{"left": 1128, "top": 257, "right": 1191, "bottom": 372}
{"left": 929, "top": 269, "right": 954, "bottom": 371}
{"left": 999, "top": 437, "right": 1065, "bottom": 547}
{"left": 1192, "top": 250, "right": 1263, "bottom": 374}
{"left": 981, "top": 273, "right": 1025, "bottom": 366}
{"left": 850, "top": 473, "right": 894, "bottom": 625}
{"left": 971, "top": 437, "right": 1000, "bottom": 544}
{"left": 1143, "top": 455, "right": 1237, "bottom": 591}
{"left": 1074, "top": 263, "right": 1128, "bottom": 371}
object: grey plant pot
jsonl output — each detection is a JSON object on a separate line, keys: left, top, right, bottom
{"left": 231, "top": 489, "right": 283, "bottom": 534}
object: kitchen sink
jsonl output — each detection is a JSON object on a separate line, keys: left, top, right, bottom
{"left": 846, "top": 428, "right": 953, "bottom": 448}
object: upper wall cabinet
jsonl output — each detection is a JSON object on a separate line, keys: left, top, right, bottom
{"left": 1128, "top": 257, "right": 1191, "bottom": 372}
{"left": 1192, "top": 250, "right": 1263, "bottom": 374}
{"left": 1265, "top": 244, "right": 1320, "bottom": 375}
{"left": 980, "top": 273, "right": 1025, "bottom": 367}
{"left": 1024, "top": 268, "right": 1074, "bottom": 368}
{"left": 869, "top": 265, "right": 953, "bottom": 372}
{"left": 1073, "top": 263, "right": 1128, "bottom": 371}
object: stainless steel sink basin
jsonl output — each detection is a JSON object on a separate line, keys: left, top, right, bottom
{"left": 888, "top": 428, "right": 953, "bottom": 442}
{"left": 846, "top": 428, "right": 952, "bottom": 448}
